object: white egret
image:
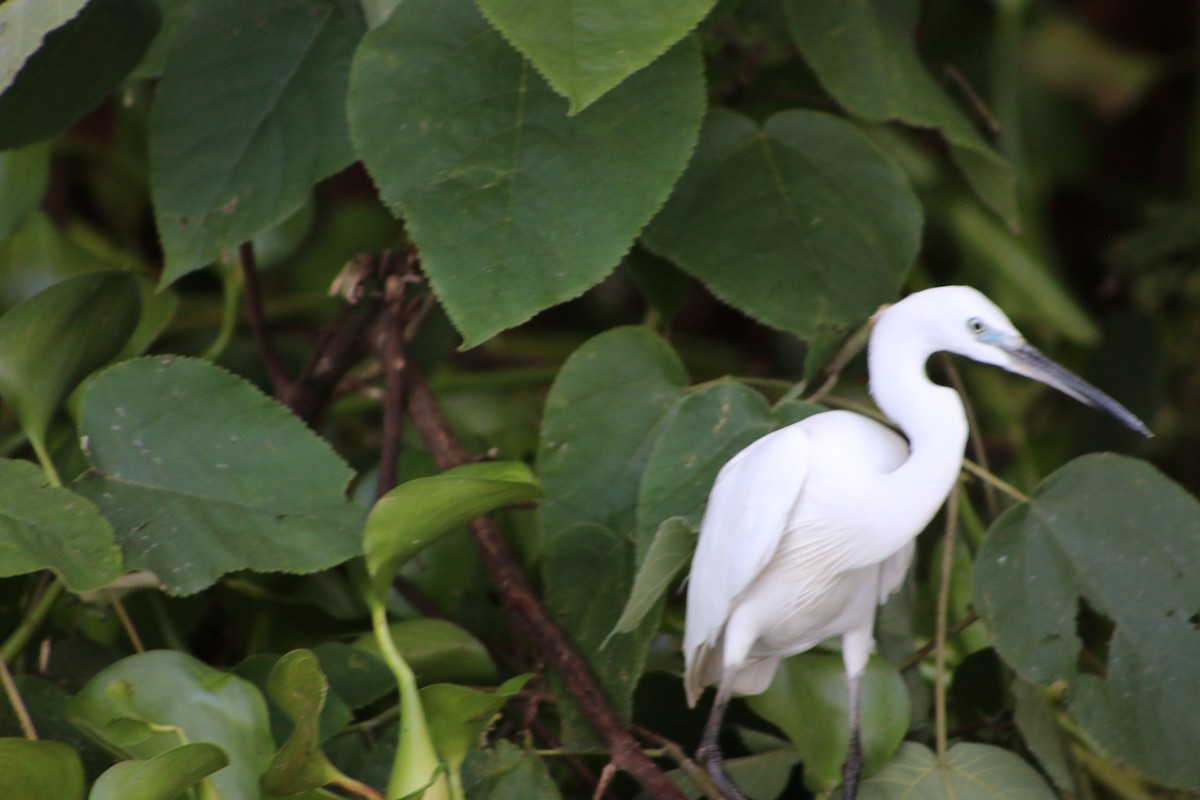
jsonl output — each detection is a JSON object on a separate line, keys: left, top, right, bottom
{"left": 683, "top": 285, "right": 1150, "bottom": 800}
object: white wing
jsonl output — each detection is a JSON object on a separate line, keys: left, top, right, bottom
{"left": 683, "top": 422, "right": 811, "bottom": 703}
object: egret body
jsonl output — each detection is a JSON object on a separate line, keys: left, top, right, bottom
{"left": 683, "top": 286, "right": 1149, "bottom": 799}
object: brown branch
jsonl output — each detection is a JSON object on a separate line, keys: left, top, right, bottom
{"left": 376, "top": 267, "right": 412, "bottom": 499}
{"left": 405, "top": 367, "right": 685, "bottom": 800}
{"left": 238, "top": 241, "right": 292, "bottom": 398}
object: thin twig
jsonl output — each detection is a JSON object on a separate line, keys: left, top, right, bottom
{"left": 961, "top": 459, "right": 1029, "bottom": 503}
{"left": 940, "top": 356, "right": 997, "bottom": 519}
{"left": 805, "top": 315, "right": 876, "bottom": 405}
{"left": 634, "top": 726, "right": 729, "bottom": 800}
{"left": 238, "top": 241, "right": 292, "bottom": 397}
{"left": 105, "top": 588, "right": 145, "bottom": 653}
{"left": 0, "top": 658, "right": 36, "bottom": 739}
{"left": 376, "top": 259, "right": 409, "bottom": 499}
{"left": 0, "top": 579, "right": 64, "bottom": 664}
{"left": 404, "top": 367, "right": 685, "bottom": 800}
{"left": 896, "top": 610, "right": 979, "bottom": 672}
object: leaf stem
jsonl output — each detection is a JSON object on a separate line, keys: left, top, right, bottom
{"left": 105, "top": 588, "right": 144, "bottom": 653}
{"left": 934, "top": 487, "right": 960, "bottom": 765}
{"left": 960, "top": 459, "right": 1029, "bottom": 503}
{"left": 368, "top": 599, "right": 448, "bottom": 800}
{"left": 1, "top": 578, "right": 65, "bottom": 664}
{"left": 29, "top": 437, "right": 62, "bottom": 488}
{"left": 0, "top": 657, "right": 37, "bottom": 738}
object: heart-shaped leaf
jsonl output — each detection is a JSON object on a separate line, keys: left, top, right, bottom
{"left": 859, "top": 742, "right": 1055, "bottom": 799}
{"left": 348, "top": 0, "right": 704, "bottom": 346}
{"left": 74, "top": 356, "right": 365, "bottom": 595}
{"left": 68, "top": 650, "right": 274, "bottom": 800}
{"left": 260, "top": 650, "right": 340, "bottom": 796}
{"left": 973, "top": 454, "right": 1200, "bottom": 790}
{"left": 642, "top": 110, "right": 921, "bottom": 350}
{"left": 781, "top": 0, "right": 1018, "bottom": 228}
{"left": 473, "top": 0, "right": 716, "bottom": 112}
{"left": 151, "top": 0, "right": 364, "bottom": 281}
{"left": 420, "top": 674, "right": 531, "bottom": 772}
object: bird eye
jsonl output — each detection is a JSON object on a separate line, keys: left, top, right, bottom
{"left": 967, "top": 317, "right": 987, "bottom": 335}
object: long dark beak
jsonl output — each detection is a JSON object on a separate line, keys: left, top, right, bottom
{"left": 1003, "top": 343, "right": 1152, "bottom": 437}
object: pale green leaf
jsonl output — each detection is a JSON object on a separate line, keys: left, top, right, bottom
{"left": 74, "top": 356, "right": 365, "bottom": 595}
{"left": 0, "top": 738, "right": 83, "bottom": 800}
{"left": 859, "top": 742, "right": 1055, "bottom": 799}
{"left": 973, "top": 454, "right": 1200, "bottom": 790}
{"left": 68, "top": 651, "right": 274, "bottom": 800}
{"left": 606, "top": 517, "right": 696, "bottom": 642}
{"left": 348, "top": 0, "right": 704, "bottom": 346}
{"left": 642, "top": 109, "right": 921, "bottom": 345}
{"left": 748, "top": 652, "right": 908, "bottom": 794}
{"left": 364, "top": 460, "right": 541, "bottom": 600}
{"left": 260, "top": 650, "right": 338, "bottom": 796}
{"left": 0, "top": 458, "right": 120, "bottom": 591}
{"left": 354, "top": 618, "right": 498, "bottom": 687}
{"left": 89, "top": 743, "right": 229, "bottom": 800}
{"left": 782, "top": 0, "right": 1018, "bottom": 228}
{"left": 151, "top": 0, "right": 364, "bottom": 281}
{"left": 473, "top": 0, "right": 716, "bottom": 112}
{"left": 421, "top": 675, "right": 531, "bottom": 771}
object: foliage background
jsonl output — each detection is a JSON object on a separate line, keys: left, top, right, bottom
{"left": 0, "top": 0, "right": 1198, "bottom": 798}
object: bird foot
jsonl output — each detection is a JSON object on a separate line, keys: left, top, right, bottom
{"left": 841, "top": 727, "right": 864, "bottom": 800}
{"left": 697, "top": 744, "right": 748, "bottom": 800}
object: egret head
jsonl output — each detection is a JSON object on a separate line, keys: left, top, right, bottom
{"left": 877, "top": 286, "right": 1151, "bottom": 437}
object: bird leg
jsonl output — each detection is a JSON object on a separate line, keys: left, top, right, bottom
{"left": 841, "top": 670, "right": 864, "bottom": 800}
{"left": 697, "top": 682, "right": 747, "bottom": 800}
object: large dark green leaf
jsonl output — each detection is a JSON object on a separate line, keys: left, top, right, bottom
{"left": 782, "top": 0, "right": 1018, "bottom": 228}
{"left": 973, "top": 454, "right": 1200, "bottom": 790}
{"left": 642, "top": 109, "right": 921, "bottom": 346}
{"left": 462, "top": 741, "right": 560, "bottom": 800}
{"left": 348, "top": 0, "right": 705, "bottom": 346}
{"left": 90, "top": 743, "right": 229, "bottom": 800}
{"left": 68, "top": 650, "right": 274, "bottom": 800}
{"left": 537, "top": 327, "right": 687, "bottom": 744}
{"left": 747, "top": 652, "right": 908, "bottom": 794}
{"left": 0, "top": 0, "right": 90, "bottom": 93}
{"left": 859, "top": 742, "right": 1054, "bottom": 799}
{"left": 364, "top": 461, "right": 541, "bottom": 600}
{"left": 151, "top": 0, "right": 364, "bottom": 281}
{"left": 0, "top": 0, "right": 159, "bottom": 149}
{"left": 0, "top": 271, "right": 140, "bottom": 457}
{"left": 473, "top": 0, "right": 716, "bottom": 112}
{"left": 0, "top": 458, "right": 120, "bottom": 591}
{"left": 0, "top": 738, "right": 84, "bottom": 800}
{"left": 74, "top": 356, "right": 365, "bottom": 595}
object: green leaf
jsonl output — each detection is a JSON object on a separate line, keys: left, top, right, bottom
{"left": 0, "top": 738, "right": 84, "bottom": 800}
{"left": 151, "top": 0, "right": 364, "bottom": 282}
{"left": 0, "top": 0, "right": 159, "bottom": 150}
{"left": 0, "top": 271, "right": 140, "bottom": 454}
{"left": 972, "top": 454, "right": 1200, "bottom": 790}
{"left": 260, "top": 650, "right": 338, "bottom": 796}
{"left": 0, "top": 0, "right": 90, "bottom": 93}
{"left": 310, "top": 641, "right": 394, "bottom": 709}
{"left": 354, "top": 618, "right": 499, "bottom": 687}
{"left": 782, "top": 0, "right": 1018, "bottom": 228}
{"left": 233, "top": 653, "right": 351, "bottom": 746}
{"left": 89, "top": 743, "right": 229, "bottom": 800}
{"left": 606, "top": 517, "right": 696, "bottom": 643}
{"left": 472, "top": 0, "right": 716, "bottom": 113}
{"left": 69, "top": 650, "right": 274, "bottom": 800}
{"left": 421, "top": 675, "right": 532, "bottom": 772}
{"left": 859, "top": 742, "right": 1055, "bottom": 799}
{"left": 0, "top": 458, "right": 120, "bottom": 591}
{"left": 1011, "top": 679, "right": 1077, "bottom": 793}
{"left": 364, "top": 460, "right": 541, "bottom": 600}
{"left": 73, "top": 356, "right": 365, "bottom": 595}
{"left": 462, "top": 741, "right": 560, "bottom": 800}
{"left": 636, "top": 383, "right": 823, "bottom": 560}
{"left": 0, "top": 143, "right": 49, "bottom": 243}
{"left": 348, "top": 0, "right": 705, "bottom": 346}
{"left": 642, "top": 109, "right": 921, "bottom": 344}
{"left": 537, "top": 327, "right": 687, "bottom": 743}
{"left": 747, "top": 652, "right": 908, "bottom": 794}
